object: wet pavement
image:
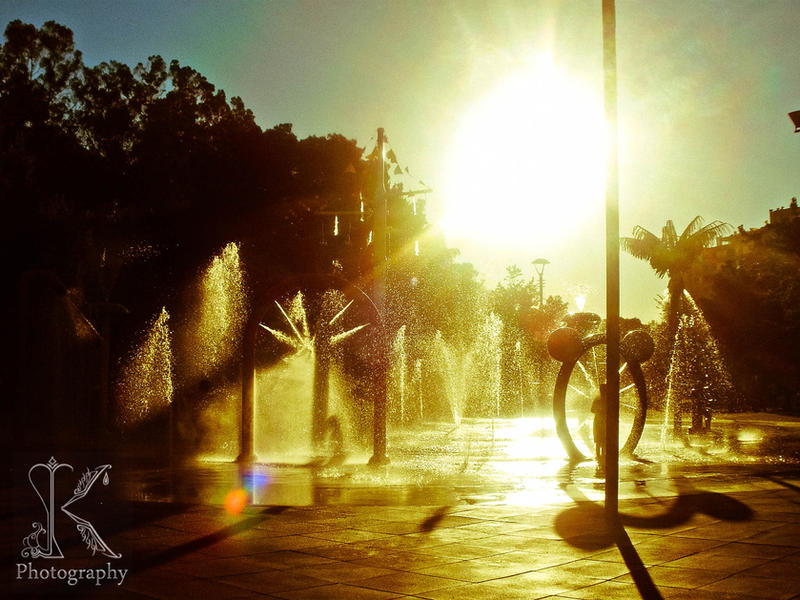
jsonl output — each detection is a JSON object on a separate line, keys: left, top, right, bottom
{"left": 125, "top": 414, "right": 800, "bottom": 508}
{"left": 4, "top": 414, "right": 800, "bottom": 599}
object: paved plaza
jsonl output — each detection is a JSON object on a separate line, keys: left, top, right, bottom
{"left": 4, "top": 416, "right": 800, "bottom": 599}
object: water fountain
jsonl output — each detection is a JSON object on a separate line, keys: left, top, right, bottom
{"left": 257, "top": 290, "right": 368, "bottom": 458}
{"left": 388, "top": 325, "right": 407, "bottom": 424}
{"left": 660, "top": 290, "right": 737, "bottom": 445}
{"left": 238, "top": 273, "right": 383, "bottom": 464}
{"left": 408, "top": 311, "right": 507, "bottom": 426}
{"left": 115, "top": 307, "right": 175, "bottom": 460}
{"left": 412, "top": 358, "right": 423, "bottom": 420}
{"left": 116, "top": 307, "right": 174, "bottom": 429}
{"left": 189, "top": 241, "right": 247, "bottom": 379}
{"left": 109, "top": 253, "right": 800, "bottom": 512}
{"left": 109, "top": 226, "right": 777, "bottom": 516}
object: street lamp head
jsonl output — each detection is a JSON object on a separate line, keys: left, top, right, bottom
{"left": 532, "top": 258, "right": 550, "bottom": 274}
{"left": 789, "top": 110, "right": 800, "bottom": 133}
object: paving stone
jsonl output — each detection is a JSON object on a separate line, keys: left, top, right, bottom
{"left": 674, "top": 520, "right": 780, "bottom": 541}
{"left": 356, "top": 571, "right": 463, "bottom": 595}
{"left": 292, "top": 561, "right": 399, "bottom": 583}
{"left": 124, "top": 568, "right": 250, "bottom": 599}
{"left": 699, "top": 573, "right": 800, "bottom": 599}
{"left": 661, "top": 550, "right": 769, "bottom": 573}
{"left": 411, "top": 541, "right": 510, "bottom": 560}
{"left": 703, "top": 541, "right": 799, "bottom": 559}
{"left": 736, "top": 555, "right": 800, "bottom": 579}
{"left": 614, "top": 564, "right": 726, "bottom": 588}
{"left": 556, "top": 580, "right": 679, "bottom": 599}
{"left": 350, "top": 549, "right": 462, "bottom": 570}
{"left": 740, "top": 525, "right": 800, "bottom": 547}
{"left": 273, "top": 583, "right": 402, "bottom": 599}
{"left": 165, "top": 555, "right": 278, "bottom": 577}
{"left": 217, "top": 569, "right": 331, "bottom": 595}
{"left": 412, "top": 558, "right": 533, "bottom": 583}
{"left": 301, "top": 528, "right": 394, "bottom": 544}
{"left": 533, "top": 558, "right": 631, "bottom": 580}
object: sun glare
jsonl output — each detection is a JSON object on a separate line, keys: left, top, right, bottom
{"left": 442, "top": 57, "right": 606, "bottom": 247}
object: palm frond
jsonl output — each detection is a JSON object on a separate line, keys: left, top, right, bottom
{"left": 620, "top": 230, "right": 658, "bottom": 260}
{"left": 683, "top": 220, "right": 734, "bottom": 252}
{"left": 630, "top": 224, "right": 660, "bottom": 243}
{"left": 620, "top": 234, "right": 670, "bottom": 277}
{"left": 679, "top": 216, "right": 705, "bottom": 241}
{"left": 700, "top": 219, "right": 734, "bottom": 241}
{"left": 623, "top": 217, "right": 734, "bottom": 286}
{"left": 661, "top": 220, "right": 678, "bottom": 248}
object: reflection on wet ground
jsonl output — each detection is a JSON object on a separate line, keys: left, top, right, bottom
{"left": 122, "top": 415, "right": 800, "bottom": 507}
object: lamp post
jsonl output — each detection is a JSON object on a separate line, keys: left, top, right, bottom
{"left": 532, "top": 258, "right": 549, "bottom": 308}
{"left": 369, "top": 127, "right": 390, "bottom": 466}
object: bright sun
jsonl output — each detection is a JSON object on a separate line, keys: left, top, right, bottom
{"left": 441, "top": 57, "right": 607, "bottom": 248}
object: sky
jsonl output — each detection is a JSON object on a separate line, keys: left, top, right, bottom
{"left": 2, "top": 0, "right": 798, "bottom": 322}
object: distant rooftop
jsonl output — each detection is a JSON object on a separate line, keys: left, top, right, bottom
{"left": 769, "top": 197, "right": 799, "bottom": 225}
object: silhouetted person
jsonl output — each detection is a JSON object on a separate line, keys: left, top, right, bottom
{"left": 591, "top": 384, "right": 607, "bottom": 473}
{"left": 689, "top": 386, "right": 710, "bottom": 434}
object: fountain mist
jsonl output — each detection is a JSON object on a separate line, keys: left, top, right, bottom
{"left": 116, "top": 307, "right": 173, "bottom": 428}
{"left": 191, "top": 242, "right": 247, "bottom": 378}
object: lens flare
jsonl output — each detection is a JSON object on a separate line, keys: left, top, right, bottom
{"left": 224, "top": 488, "right": 247, "bottom": 515}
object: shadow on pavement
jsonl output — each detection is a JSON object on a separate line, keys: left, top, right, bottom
{"left": 553, "top": 460, "right": 754, "bottom": 600}
{"left": 131, "top": 505, "right": 287, "bottom": 574}
{"left": 419, "top": 506, "right": 451, "bottom": 532}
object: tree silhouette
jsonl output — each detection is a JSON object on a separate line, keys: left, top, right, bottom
{"left": 621, "top": 217, "right": 732, "bottom": 425}
{"left": 621, "top": 217, "right": 732, "bottom": 337}
{"left": 0, "top": 19, "right": 436, "bottom": 448}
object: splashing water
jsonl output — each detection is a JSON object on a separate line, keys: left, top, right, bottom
{"left": 660, "top": 318, "right": 685, "bottom": 448}
{"left": 255, "top": 290, "right": 368, "bottom": 461}
{"left": 682, "top": 291, "right": 736, "bottom": 396}
{"left": 330, "top": 324, "right": 369, "bottom": 346}
{"left": 389, "top": 325, "right": 407, "bottom": 424}
{"left": 261, "top": 291, "right": 367, "bottom": 353}
{"left": 412, "top": 359, "right": 423, "bottom": 420}
{"left": 472, "top": 312, "right": 503, "bottom": 417}
{"left": 423, "top": 311, "right": 506, "bottom": 425}
{"left": 514, "top": 339, "right": 524, "bottom": 418}
{"left": 191, "top": 242, "right": 247, "bottom": 377}
{"left": 659, "top": 290, "right": 737, "bottom": 448}
{"left": 117, "top": 307, "right": 173, "bottom": 427}
{"left": 432, "top": 331, "right": 465, "bottom": 427}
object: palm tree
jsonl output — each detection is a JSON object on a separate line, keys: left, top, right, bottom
{"left": 622, "top": 217, "right": 732, "bottom": 431}
{"left": 621, "top": 216, "right": 732, "bottom": 336}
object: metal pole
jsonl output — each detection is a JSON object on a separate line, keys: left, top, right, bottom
{"left": 603, "top": 0, "right": 620, "bottom": 520}
{"left": 237, "top": 319, "right": 257, "bottom": 463}
{"left": 369, "top": 127, "right": 389, "bottom": 465}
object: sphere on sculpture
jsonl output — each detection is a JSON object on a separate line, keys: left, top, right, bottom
{"left": 547, "top": 327, "right": 583, "bottom": 363}
{"left": 620, "top": 329, "right": 655, "bottom": 364}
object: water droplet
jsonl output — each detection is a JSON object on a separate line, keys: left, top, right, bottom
{"left": 103, "top": 472, "right": 109, "bottom": 486}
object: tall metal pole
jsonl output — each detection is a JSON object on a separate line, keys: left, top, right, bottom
{"left": 237, "top": 318, "right": 257, "bottom": 463}
{"left": 369, "top": 127, "right": 389, "bottom": 465}
{"left": 603, "top": 0, "right": 620, "bottom": 520}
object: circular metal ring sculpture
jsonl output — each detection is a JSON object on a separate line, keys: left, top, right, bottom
{"left": 548, "top": 327, "right": 654, "bottom": 461}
